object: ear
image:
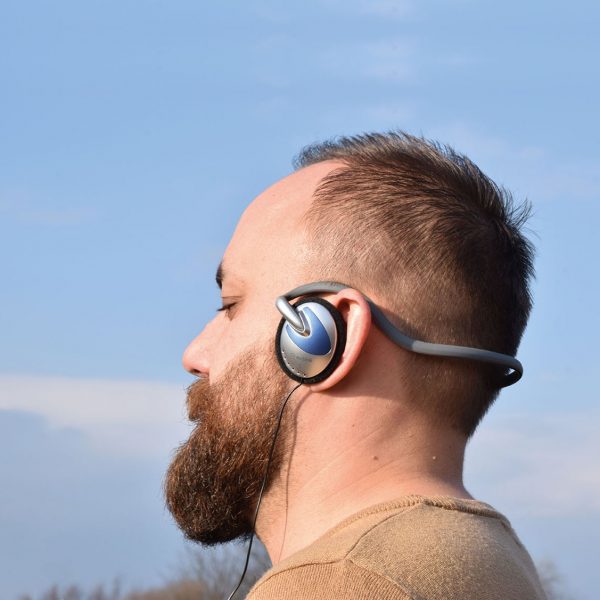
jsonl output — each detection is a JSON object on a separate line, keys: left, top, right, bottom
{"left": 305, "top": 287, "right": 372, "bottom": 392}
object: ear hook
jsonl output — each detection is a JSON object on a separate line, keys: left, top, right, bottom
{"left": 275, "top": 297, "right": 311, "bottom": 335}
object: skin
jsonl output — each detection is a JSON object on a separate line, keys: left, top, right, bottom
{"left": 181, "top": 159, "right": 473, "bottom": 565}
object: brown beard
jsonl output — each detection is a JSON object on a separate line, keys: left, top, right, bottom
{"left": 163, "top": 342, "right": 294, "bottom": 546}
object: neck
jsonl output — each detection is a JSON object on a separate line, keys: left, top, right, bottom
{"left": 254, "top": 390, "right": 471, "bottom": 565}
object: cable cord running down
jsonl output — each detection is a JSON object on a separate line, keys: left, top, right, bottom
{"left": 226, "top": 380, "right": 305, "bottom": 600}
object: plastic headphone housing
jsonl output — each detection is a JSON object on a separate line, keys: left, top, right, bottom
{"left": 275, "top": 297, "right": 347, "bottom": 384}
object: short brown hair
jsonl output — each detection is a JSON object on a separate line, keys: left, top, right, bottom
{"left": 294, "top": 131, "right": 535, "bottom": 437}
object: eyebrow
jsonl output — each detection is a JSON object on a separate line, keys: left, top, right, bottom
{"left": 216, "top": 259, "right": 244, "bottom": 290}
{"left": 215, "top": 259, "right": 225, "bottom": 290}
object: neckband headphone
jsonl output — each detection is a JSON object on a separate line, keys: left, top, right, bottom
{"left": 275, "top": 280, "right": 522, "bottom": 387}
{"left": 227, "top": 279, "right": 523, "bottom": 598}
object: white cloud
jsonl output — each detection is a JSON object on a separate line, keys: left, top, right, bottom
{"left": 0, "top": 374, "right": 191, "bottom": 459}
{"left": 466, "top": 410, "right": 600, "bottom": 517}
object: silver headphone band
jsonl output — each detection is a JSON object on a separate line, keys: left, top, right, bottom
{"left": 276, "top": 281, "right": 523, "bottom": 387}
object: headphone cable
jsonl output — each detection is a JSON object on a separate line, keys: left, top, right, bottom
{"left": 226, "top": 380, "right": 305, "bottom": 600}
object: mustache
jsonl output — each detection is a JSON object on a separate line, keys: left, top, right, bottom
{"left": 186, "top": 377, "right": 210, "bottom": 422}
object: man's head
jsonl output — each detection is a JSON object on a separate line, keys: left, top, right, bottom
{"left": 164, "top": 130, "right": 535, "bottom": 544}
{"left": 296, "top": 131, "right": 535, "bottom": 435}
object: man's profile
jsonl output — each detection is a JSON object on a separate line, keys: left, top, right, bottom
{"left": 163, "top": 131, "right": 546, "bottom": 599}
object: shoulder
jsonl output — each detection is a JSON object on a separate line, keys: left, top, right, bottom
{"left": 346, "top": 497, "right": 542, "bottom": 598}
{"left": 246, "top": 557, "right": 418, "bottom": 600}
{"left": 248, "top": 496, "right": 546, "bottom": 600}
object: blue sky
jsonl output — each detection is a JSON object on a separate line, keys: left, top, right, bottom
{"left": 1, "top": 0, "right": 598, "bottom": 598}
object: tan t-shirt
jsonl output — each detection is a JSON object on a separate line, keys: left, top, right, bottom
{"left": 247, "top": 495, "right": 546, "bottom": 599}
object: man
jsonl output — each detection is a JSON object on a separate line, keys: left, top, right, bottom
{"left": 164, "top": 131, "right": 546, "bottom": 599}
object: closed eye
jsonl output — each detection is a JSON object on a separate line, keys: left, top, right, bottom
{"left": 216, "top": 302, "right": 236, "bottom": 314}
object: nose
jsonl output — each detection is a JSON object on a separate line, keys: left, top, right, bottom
{"left": 182, "top": 331, "right": 210, "bottom": 377}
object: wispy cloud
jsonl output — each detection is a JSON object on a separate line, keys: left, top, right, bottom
{"left": 0, "top": 374, "right": 190, "bottom": 458}
{"left": 467, "top": 410, "right": 600, "bottom": 517}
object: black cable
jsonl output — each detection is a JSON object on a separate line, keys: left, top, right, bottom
{"left": 226, "top": 380, "right": 305, "bottom": 600}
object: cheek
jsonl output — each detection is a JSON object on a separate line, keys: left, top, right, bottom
{"left": 210, "top": 306, "right": 268, "bottom": 380}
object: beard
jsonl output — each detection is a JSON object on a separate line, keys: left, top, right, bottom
{"left": 163, "top": 340, "right": 294, "bottom": 546}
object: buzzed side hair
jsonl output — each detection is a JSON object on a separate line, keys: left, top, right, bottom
{"left": 294, "top": 131, "right": 535, "bottom": 437}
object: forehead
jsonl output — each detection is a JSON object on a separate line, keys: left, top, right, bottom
{"left": 220, "top": 160, "right": 344, "bottom": 291}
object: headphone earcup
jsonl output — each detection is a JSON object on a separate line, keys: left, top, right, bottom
{"left": 275, "top": 296, "right": 347, "bottom": 384}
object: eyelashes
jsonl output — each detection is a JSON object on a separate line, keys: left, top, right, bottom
{"left": 216, "top": 302, "right": 236, "bottom": 314}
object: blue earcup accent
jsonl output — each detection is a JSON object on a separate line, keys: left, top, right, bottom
{"left": 284, "top": 306, "right": 332, "bottom": 355}
{"left": 275, "top": 297, "right": 347, "bottom": 384}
